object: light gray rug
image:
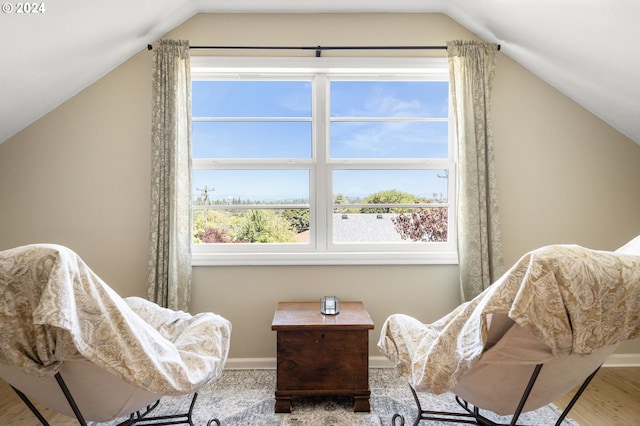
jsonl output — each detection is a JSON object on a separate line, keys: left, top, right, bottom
{"left": 92, "top": 368, "right": 577, "bottom": 426}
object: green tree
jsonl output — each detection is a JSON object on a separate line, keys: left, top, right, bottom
{"left": 236, "top": 209, "right": 298, "bottom": 243}
{"left": 360, "top": 189, "right": 416, "bottom": 213}
{"left": 333, "top": 193, "right": 350, "bottom": 214}
{"left": 281, "top": 209, "right": 310, "bottom": 234}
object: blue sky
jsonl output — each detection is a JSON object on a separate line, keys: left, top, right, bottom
{"left": 192, "top": 80, "right": 449, "bottom": 203}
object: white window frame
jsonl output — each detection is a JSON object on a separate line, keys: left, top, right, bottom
{"left": 191, "top": 56, "right": 458, "bottom": 266}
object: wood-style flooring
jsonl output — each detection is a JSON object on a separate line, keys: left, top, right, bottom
{"left": 1, "top": 367, "right": 639, "bottom": 425}
{"left": 554, "top": 367, "right": 640, "bottom": 425}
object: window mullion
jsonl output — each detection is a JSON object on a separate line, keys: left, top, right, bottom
{"left": 314, "top": 75, "right": 329, "bottom": 252}
{"left": 330, "top": 117, "right": 447, "bottom": 122}
{"left": 193, "top": 117, "right": 311, "bottom": 122}
{"left": 192, "top": 158, "right": 313, "bottom": 170}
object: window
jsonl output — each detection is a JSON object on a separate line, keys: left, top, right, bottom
{"left": 191, "top": 57, "right": 456, "bottom": 265}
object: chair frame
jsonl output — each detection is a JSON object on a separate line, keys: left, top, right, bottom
{"left": 10, "top": 371, "right": 221, "bottom": 426}
{"left": 390, "top": 364, "right": 601, "bottom": 426}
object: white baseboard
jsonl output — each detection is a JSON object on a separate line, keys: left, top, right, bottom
{"left": 603, "top": 353, "right": 640, "bottom": 367}
{"left": 226, "top": 353, "right": 640, "bottom": 370}
{"left": 369, "top": 356, "right": 395, "bottom": 368}
{"left": 225, "top": 357, "right": 276, "bottom": 369}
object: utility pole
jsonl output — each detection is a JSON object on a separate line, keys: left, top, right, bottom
{"left": 197, "top": 186, "right": 214, "bottom": 224}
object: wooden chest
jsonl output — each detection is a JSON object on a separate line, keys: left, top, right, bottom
{"left": 271, "top": 301, "right": 375, "bottom": 413}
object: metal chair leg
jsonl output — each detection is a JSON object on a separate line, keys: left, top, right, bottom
{"left": 13, "top": 373, "right": 210, "bottom": 426}
{"left": 55, "top": 372, "right": 88, "bottom": 426}
{"left": 10, "top": 385, "right": 50, "bottom": 426}
{"left": 390, "top": 362, "right": 600, "bottom": 426}
{"left": 554, "top": 366, "right": 601, "bottom": 426}
{"left": 508, "top": 364, "right": 543, "bottom": 426}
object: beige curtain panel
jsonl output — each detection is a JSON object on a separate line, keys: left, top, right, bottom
{"left": 447, "top": 40, "right": 504, "bottom": 301}
{"left": 147, "top": 39, "right": 193, "bottom": 311}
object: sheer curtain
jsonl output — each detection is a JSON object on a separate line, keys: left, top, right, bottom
{"left": 147, "top": 39, "right": 192, "bottom": 311}
{"left": 447, "top": 40, "right": 504, "bottom": 301}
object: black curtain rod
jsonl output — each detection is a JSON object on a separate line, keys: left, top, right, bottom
{"left": 146, "top": 44, "right": 499, "bottom": 57}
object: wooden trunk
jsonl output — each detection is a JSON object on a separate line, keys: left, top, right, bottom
{"left": 271, "top": 301, "right": 374, "bottom": 413}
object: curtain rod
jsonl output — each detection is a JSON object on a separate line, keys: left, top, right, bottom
{"left": 146, "top": 44, "right": 500, "bottom": 57}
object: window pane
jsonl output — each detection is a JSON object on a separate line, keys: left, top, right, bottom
{"left": 192, "top": 80, "right": 312, "bottom": 117}
{"left": 333, "top": 209, "right": 448, "bottom": 243}
{"left": 333, "top": 169, "right": 448, "bottom": 203}
{"left": 193, "top": 170, "right": 310, "bottom": 245}
{"left": 330, "top": 81, "right": 448, "bottom": 118}
{"left": 193, "top": 170, "right": 309, "bottom": 204}
{"left": 193, "top": 121, "right": 312, "bottom": 159}
{"left": 330, "top": 121, "right": 448, "bottom": 159}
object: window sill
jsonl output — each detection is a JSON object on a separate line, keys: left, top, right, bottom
{"left": 191, "top": 250, "right": 459, "bottom": 266}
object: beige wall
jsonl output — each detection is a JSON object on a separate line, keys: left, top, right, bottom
{"left": 1, "top": 13, "right": 639, "bottom": 358}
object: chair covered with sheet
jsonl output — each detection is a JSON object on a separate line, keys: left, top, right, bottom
{"left": 0, "top": 243, "right": 232, "bottom": 426}
{"left": 378, "top": 237, "right": 640, "bottom": 425}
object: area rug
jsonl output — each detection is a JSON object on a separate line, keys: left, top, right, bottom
{"left": 92, "top": 368, "right": 577, "bottom": 426}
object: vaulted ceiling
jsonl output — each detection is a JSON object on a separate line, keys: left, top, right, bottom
{"left": 2, "top": 1, "right": 639, "bottom": 145}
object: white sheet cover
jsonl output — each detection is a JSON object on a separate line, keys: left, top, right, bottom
{"left": 0, "top": 243, "right": 231, "bottom": 395}
{"left": 378, "top": 244, "right": 640, "bottom": 394}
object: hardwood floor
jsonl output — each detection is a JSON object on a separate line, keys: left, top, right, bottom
{"left": 1, "top": 367, "right": 639, "bottom": 425}
{"left": 0, "top": 381, "right": 77, "bottom": 426}
{"left": 555, "top": 367, "right": 640, "bottom": 425}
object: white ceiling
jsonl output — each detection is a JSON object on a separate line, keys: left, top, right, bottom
{"left": 2, "top": 0, "right": 639, "bottom": 144}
